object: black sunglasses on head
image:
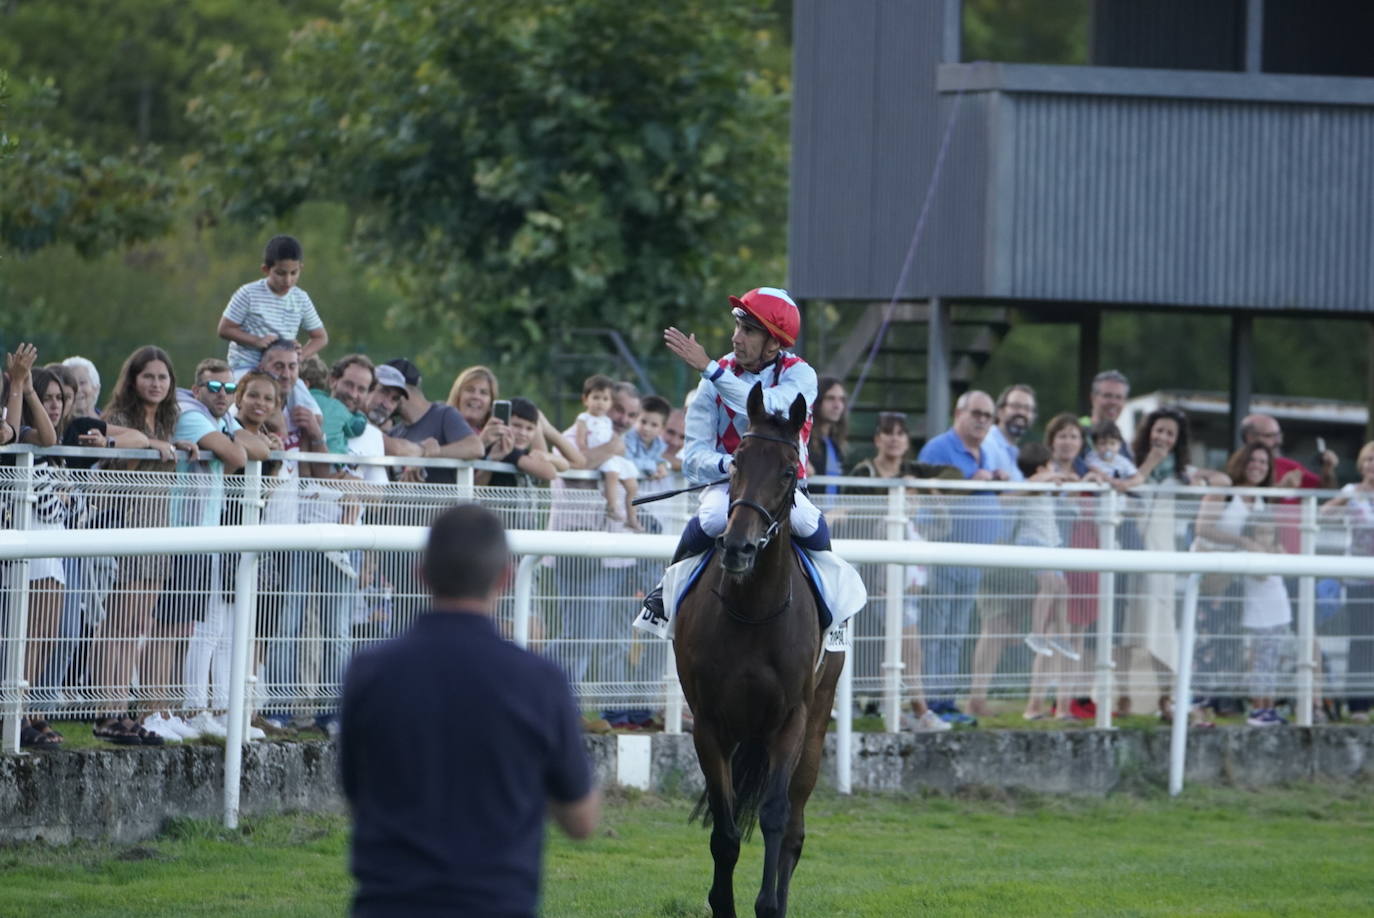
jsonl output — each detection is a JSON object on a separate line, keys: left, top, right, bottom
{"left": 202, "top": 380, "right": 238, "bottom": 394}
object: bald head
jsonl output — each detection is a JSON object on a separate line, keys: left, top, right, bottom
{"left": 953, "top": 390, "right": 995, "bottom": 448}
{"left": 1241, "top": 413, "right": 1282, "bottom": 452}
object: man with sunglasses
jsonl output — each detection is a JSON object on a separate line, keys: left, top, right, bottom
{"left": 638, "top": 286, "right": 832, "bottom": 623}
{"left": 915, "top": 390, "right": 1005, "bottom": 725}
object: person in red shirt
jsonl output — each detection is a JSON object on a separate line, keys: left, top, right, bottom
{"left": 1240, "top": 413, "right": 1340, "bottom": 554}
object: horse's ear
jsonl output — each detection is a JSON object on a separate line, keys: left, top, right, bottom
{"left": 746, "top": 382, "right": 765, "bottom": 423}
{"left": 790, "top": 393, "right": 808, "bottom": 432}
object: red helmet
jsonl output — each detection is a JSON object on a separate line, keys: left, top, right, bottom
{"left": 728, "top": 286, "right": 800, "bottom": 348}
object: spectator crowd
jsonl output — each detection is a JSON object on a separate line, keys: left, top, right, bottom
{"left": 3, "top": 234, "right": 1371, "bottom": 749}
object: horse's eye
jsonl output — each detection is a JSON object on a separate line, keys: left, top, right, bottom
{"left": 784, "top": 466, "right": 796, "bottom": 479}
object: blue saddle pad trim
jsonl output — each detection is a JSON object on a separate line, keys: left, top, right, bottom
{"left": 675, "top": 545, "right": 834, "bottom": 632}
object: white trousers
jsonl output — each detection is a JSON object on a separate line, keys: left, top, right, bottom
{"left": 697, "top": 482, "right": 821, "bottom": 538}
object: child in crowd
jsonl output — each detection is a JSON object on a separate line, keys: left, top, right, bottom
{"left": 624, "top": 394, "right": 672, "bottom": 481}
{"left": 217, "top": 234, "right": 330, "bottom": 377}
{"left": 575, "top": 374, "right": 641, "bottom": 530}
{"left": 1012, "top": 441, "right": 1084, "bottom": 722}
{"left": 1084, "top": 419, "right": 1137, "bottom": 480}
{"left": 1242, "top": 511, "right": 1293, "bottom": 726}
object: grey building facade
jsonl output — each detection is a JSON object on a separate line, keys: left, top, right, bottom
{"left": 791, "top": 0, "right": 1374, "bottom": 440}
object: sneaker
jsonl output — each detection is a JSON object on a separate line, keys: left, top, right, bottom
{"left": 908, "top": 710, "right": 952, "bottom": 732}
{"left": 1350, "top": 711, "right": 1371, "bottom": 724}
{"left": 261, "top": 715, "right": 290, "bottom": 731}
{"left": 165, "top": 714, "right": 202, "bottom": 740}
{"left": 1247, "top": 708, "right": 1281, "bottom": 727}
{"left": 938, "top": 710, "right": 978, "bottom": 726}
{"left": 1024, "top": 634, "right": 1054, "bottom": 656}
{"left": 324, "top": 550, "right": 359, "bottom": 580}
{"left": 1046, "top": 637, "right": 1081, "bottom": 661}
{"left": 1068, "top": 698, "right": 1096, "bottom": 720}
{"left": 188, "top": 711, "right": 228, "bottom": 739}
{"left": 141, "top": 713, "right": 184, "bottom": 743}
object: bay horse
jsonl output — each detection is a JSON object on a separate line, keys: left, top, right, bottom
{"left": 673, "top": 382, "right": 845, "bottom": 918}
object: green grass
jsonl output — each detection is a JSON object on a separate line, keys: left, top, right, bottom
{"left": 2, "top": 782, "right": 1371, "bottom": 916}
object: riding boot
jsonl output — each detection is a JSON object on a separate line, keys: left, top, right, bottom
{"left": 640, "top": 517, "right": 715, "bottom": 621}
{"left": 793, "top": 515, "right": 832, "bottom": 553}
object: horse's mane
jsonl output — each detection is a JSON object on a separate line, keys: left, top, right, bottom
{"left": 748, "top": 409, "right": 794, "bottom": 440}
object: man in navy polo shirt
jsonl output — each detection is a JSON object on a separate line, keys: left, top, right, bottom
{"left": 341, "top": 504, "right": 599, "bottom": 917}
{"left": 916, "top": 390, "right": 1008, "bottom": 724}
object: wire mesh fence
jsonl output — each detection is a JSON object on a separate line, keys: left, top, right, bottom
{"left": 3, "top": 448, "right": 1373, "bottom": 732}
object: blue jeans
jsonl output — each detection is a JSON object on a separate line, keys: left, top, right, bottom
{"left": 922, "top": 567, "right": 981, "bottom": 710}
{"left": 264, "top": 552, "right": 354, "bottom": 713}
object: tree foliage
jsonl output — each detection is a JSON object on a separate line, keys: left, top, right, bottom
{"left": 0, "top": 78, "right": 179, "bottom": 257}
{"left": 192, "top": 0, "right": 790, "bottom": 388}
{"left": 0, "top": 0, "right": 336, "bottom": 152}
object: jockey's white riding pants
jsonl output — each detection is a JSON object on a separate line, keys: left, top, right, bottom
{"left": 696, "top": 482, "right": 822, "bottom": 538}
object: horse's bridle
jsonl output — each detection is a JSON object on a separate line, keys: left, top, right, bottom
{"left": 723, "top": 431, "right": 800, "bottom": 553}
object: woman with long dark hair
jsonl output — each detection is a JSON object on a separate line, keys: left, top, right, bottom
{"left": 92, "top": 346, "right": 185, "bottom": 744}
{"left": 807, "top": 376, "right": 849, "bottom": 497}
{"left": 1118, "top": 406, "right": 1227, "bottom": 720}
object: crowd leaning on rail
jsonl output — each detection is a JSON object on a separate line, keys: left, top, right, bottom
{"left": 3, "top": 246, "right": 1373, "bottom": 750}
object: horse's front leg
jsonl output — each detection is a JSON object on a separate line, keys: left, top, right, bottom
{"left": 755, "top": 707, "right": 807, "bottom": 918}
{"left": 695, "top": 728, "right": 741, "bottom": 918}
{"left": 777, "top": 653, "right": 844, "bottom": 915}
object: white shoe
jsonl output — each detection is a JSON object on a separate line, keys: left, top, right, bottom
{"left": 1024, "top": 634, "right": 1054, "bottom": 656}
{"left": 188, "top": 711, "right": 227, "bottom": 739}
{"left": 246, "top": 724, "right": 266, "bottom": 741}
{"left": 324, "top": 550, "right": 359, "bottom": 580}
{"left": 141, "top": 713, "right": 184, "bottom": 743}
{"left": 166, "top": 714, "right": 202, "bottom": 740}
{"left": 1046, "top": 637, "right": 1081, "bottom": 661}
{"left": 900, "top": 710, "right": 953, "bottom": 733}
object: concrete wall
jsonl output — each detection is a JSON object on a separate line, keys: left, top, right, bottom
{"left": 4, "top": 728, "right": 1371, "bottom": 844}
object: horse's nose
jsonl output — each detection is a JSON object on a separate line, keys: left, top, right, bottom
{"left": 721, "top": 539, "right": 757, "bottom": 574}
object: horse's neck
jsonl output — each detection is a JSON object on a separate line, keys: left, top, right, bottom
{"left": 717, "top": 526, "right": 794, "bottom": 606}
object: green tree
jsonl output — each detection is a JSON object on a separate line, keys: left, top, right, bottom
{"left": 192, "top": 0, "right": 790, "bottom": 392}
{"left": 0, "top": 0, "right": 337, "bottom": 153}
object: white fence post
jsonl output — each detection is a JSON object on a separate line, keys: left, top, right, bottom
{"left": 1094, "top": 488, "right": 1119, "bottom": 729}
{"left": 881, "top": 483, "right": 907, "bottom": 732}
{"left": 511, "top": 554, "right": 539, "bottom": 649}
{"left": 836, "top": 647, "right": 854, "bottom": 794}
{"left": 1169, "top": 573, "right": 1201, "bottom": 796}
{"left": 2, "top": 452, "right": 34, "bottom": 754}
{"left": 1296, "top": 495, "right": 1317, "bottom": 727}
{"left": 224, "top": 460, "right": 263, "bottom": 829}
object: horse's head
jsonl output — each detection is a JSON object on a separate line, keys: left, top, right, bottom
{"left": 719, "top": 382, "right": 807, "bottom": 576}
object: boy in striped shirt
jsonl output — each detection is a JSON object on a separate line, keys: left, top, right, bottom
{"left": 217, "top": 234, "right": 330, "bottom": 376}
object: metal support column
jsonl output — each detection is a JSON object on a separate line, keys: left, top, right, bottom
{"left": 925, "top": 298, "right": 951, "bottom": 440}
{"left": 1229, "top": 314, "right": 1254, "bottom": 450}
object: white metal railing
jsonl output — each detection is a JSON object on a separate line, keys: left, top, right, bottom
{"left": 4, "top": 448, "right": 1374, "bottom": 819}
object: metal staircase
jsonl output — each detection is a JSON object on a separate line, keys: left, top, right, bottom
{"left": 816, "top": 302, "right": 1012, "bottom": 444}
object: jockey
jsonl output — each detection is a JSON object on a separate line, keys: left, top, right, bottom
{"left": 639, "top": 286, "right": 831, "bottom": 620}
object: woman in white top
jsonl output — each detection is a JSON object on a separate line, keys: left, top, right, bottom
{"left": 1321, "top": 440, "right": 1374, "bottom": 722}
{"left": 1118, "top": 407, "right": 1229, "bottom": 720}
{"left": 1192, "top": 443, "right": 1276, "bottom": 717}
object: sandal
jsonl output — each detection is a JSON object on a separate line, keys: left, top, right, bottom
{"left": 19, "top": 718, "right": 63, "bottom": 750}
{"left": 95, "top": 716, "right": 162, "bottom": 746}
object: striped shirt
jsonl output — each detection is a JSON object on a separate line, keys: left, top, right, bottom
{"left": 222, "top": 278, "right": 324, "bottom": 370}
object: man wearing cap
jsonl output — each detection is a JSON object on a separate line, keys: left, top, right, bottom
{"left": 638, "top": 286, "right": 831, "bottom": 620}
{"left": 383, "top": 357, "right": 483, "bottom": 484}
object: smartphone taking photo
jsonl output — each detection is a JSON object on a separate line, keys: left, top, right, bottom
{"left": 493, "top": 399, "right": 512, "bottom": 424}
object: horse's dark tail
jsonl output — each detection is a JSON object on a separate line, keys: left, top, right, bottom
{"left": 689, "top": 739, "right": 771, "bottom": 841}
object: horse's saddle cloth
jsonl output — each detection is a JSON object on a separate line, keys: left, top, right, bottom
{"left": 632, "top": 546, "right": 866, "bottom": 652}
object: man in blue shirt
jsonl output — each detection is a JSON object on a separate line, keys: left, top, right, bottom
{"left": 983, "top": 384, "right": 1036, "bottom": 482}
{"left": 342, "top": 505, "right": 599, "bottom": 917}
{"left": 916, "top": 389, "right": 1004, "bottom": 724}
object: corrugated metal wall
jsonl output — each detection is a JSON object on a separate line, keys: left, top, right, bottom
{"left": 789, "top": 0, "right": 986, "bottom": 301}
{"left": 790, "top": 0, "right": 1374, "bottom": 313}
{"left": 998, "top": 92, "right": 1374, "bottom": 311}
